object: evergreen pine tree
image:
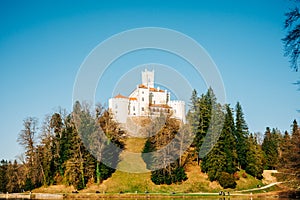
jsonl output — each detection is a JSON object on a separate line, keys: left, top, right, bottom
{"left": 262, "top": 127, "right": 280, "bottom": 169}
{"left": 0, "top": 160, "right": 8, "bottom": 193}
{"left": 201, "top": 104, "right": 238, "bottom": 186}
{"left": 235, "top": 102, "right": 249, "bottom": 169}
{"left": 203, "top": 139, "right": 227, "bottom": 181}
{"left": 188, "top": 90, "right": 212, "bottom": 147}
{"left": 245, "top": 134, "right": 264, "bottom": 179}
{"left": 279, "top": 131, "right": 292, "bottom": 167}
{"left": 62, "top": 115, "right": 86, "bottom": 189}
{"left": 289, "top": 120, "right": 300, "bottom": 186}
{"left": 223, "top": 105, "right": 238, "bottom": 174}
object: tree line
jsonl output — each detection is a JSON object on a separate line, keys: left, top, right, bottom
{"left": 0, "top": 89, "right": 299, "bottom": 192}
{"left": 188, "top": 88, "right": 300, "bottom": 188}
{"left": 0, "top": 102, "right": 124, "bottom": 192}
{"left": 186, "top": 89, "right": 264, "bottom": 188}
{"left": 143, "top": 88, "right": 300, "bottom": 188}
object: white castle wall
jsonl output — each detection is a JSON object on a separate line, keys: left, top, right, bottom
{"left": 109, "top": 98, "right": 129, "bottom": 123}
{"left": 129, "top": 99, "right": 138, "bottom": 116}
{"left": 138, "top": 87, "right": 149, "bottom": 116}
{"left": 168, "top": 100, "right": 186, "bottom": 123}
{"left": 151, "top": 88, "right": 167, "bottom": 105}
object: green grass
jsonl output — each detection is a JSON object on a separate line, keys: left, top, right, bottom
{"left": 235, "top": 170, "right": 264, "bottom": 191}
{"left": 86, "top": 138, "right": 270, "bottom": 193}
{"left": 89, "top": 137, "right": 153, "bottom": 193}
{"left": 35, "top": 138, "right": 278, "bottom": 194}
{"left": 103, "top": 138, "right": 270, "bottom": 193}
{"left": 84, "top": 137, "right": 224, "bottom": 193}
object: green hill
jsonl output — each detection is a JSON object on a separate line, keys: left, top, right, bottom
{"left": 82, "top": 137, "right": 264, "bottom": 193}
{"left": 34, "top": 137, "right": 268, "bottom": 194}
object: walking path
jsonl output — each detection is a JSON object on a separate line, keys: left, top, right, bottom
{"left": 237, "top": 181, "right": 282, "bottom": 193}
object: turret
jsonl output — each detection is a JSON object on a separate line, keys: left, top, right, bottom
{"left": 142, "top": 68, "right": 154, "bottom": 88}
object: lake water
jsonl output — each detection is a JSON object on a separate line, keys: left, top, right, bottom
{"left": 0, "top": 194, "right": 296, "bottom": 200}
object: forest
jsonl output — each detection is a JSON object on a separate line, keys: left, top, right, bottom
{"left": 0, "top": 88, "right": 299, "bottom": 192}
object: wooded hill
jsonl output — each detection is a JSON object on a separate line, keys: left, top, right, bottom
{"left": 0, "top": 88, "right": 299, "bottom": 193}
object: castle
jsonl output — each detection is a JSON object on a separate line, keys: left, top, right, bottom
{"left": 108, "top": 69, "right": 186, "bottom": 124}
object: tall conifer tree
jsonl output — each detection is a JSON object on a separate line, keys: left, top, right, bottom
{"left": 262, "top": 127, "right": 280, "bottom": 169}
{"left": 245, "top": 134, "right": 264, "bottom": 179}
{"left": 235, "top": 102, "right": 249, "bottom": 169}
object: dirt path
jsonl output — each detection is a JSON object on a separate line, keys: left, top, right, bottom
{"left": 262, "top": 170, "right": 278, "bottom": 184}
{"left": 235, "top": 170, "right": 281, "bottom": 193}
{"left": 237, "top": 181, "right": 282, "bottom": 192}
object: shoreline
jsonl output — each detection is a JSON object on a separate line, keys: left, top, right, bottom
{"left": 0, "top": 191, "right": 284, "bottom": 199}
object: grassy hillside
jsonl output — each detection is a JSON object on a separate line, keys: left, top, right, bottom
{"left": 83, "top": 137, "right": 264, "bottom": 193}
{"left": 34, "top": 137, "right": 270, "bottom": 194}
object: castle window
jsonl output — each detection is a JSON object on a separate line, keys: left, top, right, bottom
{"left": 142, "top": 97, "right": 144, "bottom": 101}
{"left": 142, "top": 107, "right": 144, "bottom": 111}
{"left": 133, "top": 106, "right": 135, "bottom": 111}
{"left": 115, "top": 104, "right": 118, "bottom": 109}
{"left": 142, "top": 91, "right": 144, "bottom": 94}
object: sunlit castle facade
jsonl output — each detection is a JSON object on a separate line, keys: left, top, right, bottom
{"left": 108, "top": 69, "right": 186, "bottom": 124}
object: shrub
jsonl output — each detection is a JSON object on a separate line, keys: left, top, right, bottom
{"left": 242, "top": 172, "right": 247, "bottom": 178}
{"left": 218, "top": 172, "right": 237, "bottom": 189}
{"left": 233, "top": 172, "right": 240, "bottom": 180}
{"left": 151, "top": 165, "right": 187, "bottom": 185}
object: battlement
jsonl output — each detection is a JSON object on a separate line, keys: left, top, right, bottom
{"left": 169, "top": 100, "right": 185, "bottom": 104}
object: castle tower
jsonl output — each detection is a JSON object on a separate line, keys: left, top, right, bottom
{"left": 168, "top": 100, "right": 186, "bottom": 123}
{"left": 142, "top": 69, "right": 154, "bottom": 88}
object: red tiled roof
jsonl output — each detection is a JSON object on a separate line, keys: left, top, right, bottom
{"left": 138, "top": 84, "right": 164, "bottom": 92}
{"left": 149, "top": 87, "right": 164, "bottom": 92}
{"left": 129, "top": 97, "right": 137, "bottom": 101}
{"left": 114, "top": 94, "right": 128, "bottom": 99}
{"left": 139, "top": 84, "right": 147, "bottom": 89}
{"left": 149, "top": 87, "right": 157, "bottom": 92}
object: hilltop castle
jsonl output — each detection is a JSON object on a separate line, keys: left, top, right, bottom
{"left": 108, "top": 69, "right": 186, "bottom": 123}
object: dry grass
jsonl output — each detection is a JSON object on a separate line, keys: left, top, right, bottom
{"left": 124, "top": 137, "right": 147, "bottom": 153}
{"left": 32, "top": 185, "right": 74, "bottom": 193}
{"left": 93, "top": 158, "right": 223, "bottom": 193}
{"left": 34, "top": 138, "right": 270, "bottom": 194}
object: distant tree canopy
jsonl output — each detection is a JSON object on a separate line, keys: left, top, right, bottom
{"left": 2, "top": 102, "right": 125, "bottom": 191}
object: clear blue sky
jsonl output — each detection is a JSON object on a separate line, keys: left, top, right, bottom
{"left": 0, "top": 0, "right": 299, "bottom": 160}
